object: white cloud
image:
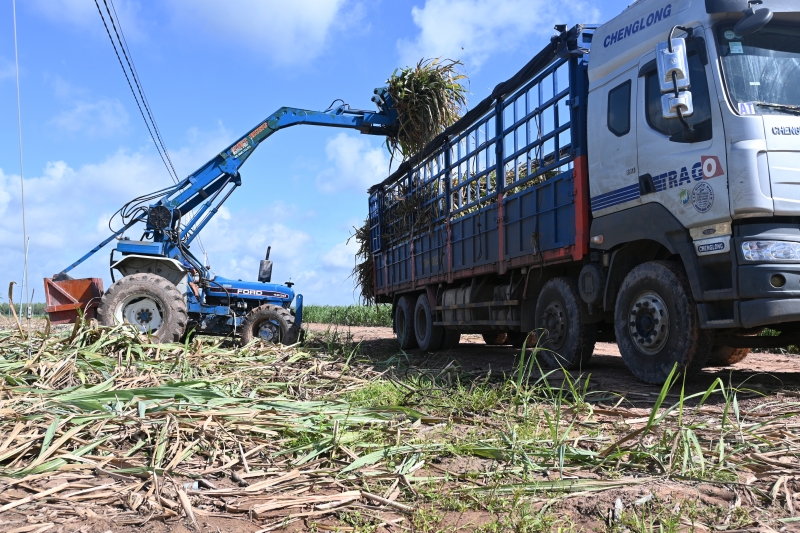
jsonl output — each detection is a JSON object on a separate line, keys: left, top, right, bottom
{"left": 171, "top": 0, "right": 349, "bottom": 64}
{"left": 398, "top": 0, "right": 601, "bottom": 68}
{"left": 50, "top": 99, "right": 130, "bottom": 137}
{"left": 322, "top": 239, "right": 358, "bottom": 269}
{"left": 316, "top": 132, "right": 390, "bottom": 194}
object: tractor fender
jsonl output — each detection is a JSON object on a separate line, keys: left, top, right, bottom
{"left": 111, "top": 255, "right": 189, "bottom": 296}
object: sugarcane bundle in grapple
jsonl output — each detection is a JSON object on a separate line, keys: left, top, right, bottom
{"left": 385, "top": 58, "right": 468, "bottom": 160}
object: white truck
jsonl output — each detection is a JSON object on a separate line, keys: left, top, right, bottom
{"left": 367, "top": 0, "right": 800, "bottom": 383}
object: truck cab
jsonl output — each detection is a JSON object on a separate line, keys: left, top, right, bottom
{"left": 586, "top": 0, "right": 800, "bottom": 380}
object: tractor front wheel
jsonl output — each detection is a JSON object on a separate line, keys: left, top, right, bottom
{"left": 241, "top": 304, "right": 299, "bottom": 346}
{"left": 242, "top": 304, "right": 299, "bottom": 346}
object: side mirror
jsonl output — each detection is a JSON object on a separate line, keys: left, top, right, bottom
{"left": 656, "top": 38, "right": 694, "bottom": 119}
{"left": 735, "top": 1, "right": 773, "bottom": 37}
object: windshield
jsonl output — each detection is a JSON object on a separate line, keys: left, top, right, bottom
{"left": 717, "top": 23, "right": 800, "bottom": 116}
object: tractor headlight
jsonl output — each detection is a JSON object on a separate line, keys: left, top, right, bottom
{"left": 742, "top": 241, "right": 800, "bottom": 261}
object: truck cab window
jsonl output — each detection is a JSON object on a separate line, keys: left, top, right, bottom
{"left": 645, "top": 52, "right": 712, "bottom": 142}
{"left": 608, "top": 80, "right": 632, "bottom": 137}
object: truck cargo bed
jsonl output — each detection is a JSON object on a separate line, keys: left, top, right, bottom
{"left": 368, "top": 26, "right": 595, "bottom": 299}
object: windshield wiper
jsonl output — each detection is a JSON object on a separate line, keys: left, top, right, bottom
{"left": 755, "top": 102, "right": 800, "bottom": 115}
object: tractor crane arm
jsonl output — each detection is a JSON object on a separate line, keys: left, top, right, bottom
{"left": 56, "top": 88, "right": 398, "bottom": 279}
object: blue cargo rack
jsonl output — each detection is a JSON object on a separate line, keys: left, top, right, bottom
{"left": 369, "top": 25, "right": 596, "bottom": 300}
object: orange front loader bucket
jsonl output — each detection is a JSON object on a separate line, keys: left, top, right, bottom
{"left": 44, "top": 278, "right": 104, "bottom": 325}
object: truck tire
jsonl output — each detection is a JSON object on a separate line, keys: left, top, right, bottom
{"left": 98, "top": 272, "right": 188, "bottom": 343}
{"left": 482, "top": 333, "right": 508, "bottom": 345}
{"left": 414, "top": 294, "right": 443, "bottom": 351}
{"left": 241, "top": 304, "right": 298, "bottom": 345}
{"left": 614, "top": 261, "right": 713, "bottom": 384}
{"left": 395, "top": 296, "right": 418, "bottom": 350}
{"left": 441, "top": 329, "right": 461, "bottom": 348}
{"left": 708, "top": 346, "right": 750, "bottom": 366}
{"left": 534, "top": 277, "right": 596, "bottom": 370}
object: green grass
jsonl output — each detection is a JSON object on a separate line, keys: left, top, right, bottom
{"left": 303, "top": 304, "right": 392, "bottom": 327}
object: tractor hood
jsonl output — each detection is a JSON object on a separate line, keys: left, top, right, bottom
{"left": 208, "top": 276, "right": 295, "bottom": 303}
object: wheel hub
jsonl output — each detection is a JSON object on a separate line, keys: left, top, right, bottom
{"left": 257, "top": 320, "right": 280, "bottom": 343}
{"left": 117, "top": 296, "right": 163, "bottom": 333}
{"left": 628, "top": 290, "right": 670, "bottom": 355}
{"left": 541, "top": 299, "right": 567, "bottom": 349}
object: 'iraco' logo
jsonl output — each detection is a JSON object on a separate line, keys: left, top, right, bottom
{"left": 773, "top": 126, "right": 800, "bottom": 136}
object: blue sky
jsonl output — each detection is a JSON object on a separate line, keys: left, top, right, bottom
{"left": 0, "top": 0, "right": 632, "bottom": 306}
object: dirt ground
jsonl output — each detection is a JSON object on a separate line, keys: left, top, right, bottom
{"left": 307, "top": 323, "right": 800, "bottom": 405}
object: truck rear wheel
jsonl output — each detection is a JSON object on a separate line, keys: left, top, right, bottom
{"left": 614, "top": 261, "right": 712, "bottom": 384}
{"left": 395, "top": 296, "right": 418, "bottom": 350}
{"left": 708, "top": 346, "right": 750, "bottom": 366}
{"left": 414, "top": 294, "right": 443, "bottom": 351}
{"left": 241, "top": 304, "right": 298, "bottom": 345}
{"left": 534, "top": 278, "right": 596, "bottom": 370}
{"left": 98, "top": 273, "right": 188, "bottom": 343}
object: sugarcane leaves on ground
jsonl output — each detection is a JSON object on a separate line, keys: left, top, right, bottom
{"left": 1, "top": 321, "right": 800, "bottom": 531}
{"left": 386, "top": 58, "right": 468, "bottom": 160}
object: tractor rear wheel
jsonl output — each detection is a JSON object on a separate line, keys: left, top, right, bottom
{"left": 241, "top": 304, "right": 299, "bottom": 345}
{"left": 98, "top": 273, "right": 188, "bottom": 343}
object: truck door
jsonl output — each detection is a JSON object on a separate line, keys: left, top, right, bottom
{"left": 588, "top": 68, "right": 639, "bottom": 214}
{"left": 635, "top": 29, "right": 730, "bottom": 236}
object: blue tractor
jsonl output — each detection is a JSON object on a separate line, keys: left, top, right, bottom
{"left": 44, "top": 91, "right": 398, "bottom": 344}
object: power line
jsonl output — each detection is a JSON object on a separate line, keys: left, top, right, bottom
{"left": 12, "top": 0, "right": 31, "bottom": 345}
{"left": 93, "top": 0, "right": 208, "bottom": 258}
{"left": 104, "top": 0, "right": 179, "bottom": 182}
{"left": 93, "top": 0, "right": 175, "bottom": 183}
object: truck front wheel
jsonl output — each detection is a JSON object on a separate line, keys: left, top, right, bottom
{"left": 395, "top": 296, "right": 418, "bottom": 350}
{"left": 614, "top": 261, "right": 712, "bottom": 384}
{"left": 241, "top": 304, "right": 298, "bottom": 345}
{"left": 534, "top": 278, "right": 596, "bottom": 370}
{"left": 98, "top": 273, "right": 188, "bottom": 343}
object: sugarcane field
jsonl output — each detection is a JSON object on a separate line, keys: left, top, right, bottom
{"left": 4, "top": 0, "right": 800, "bottom": 532}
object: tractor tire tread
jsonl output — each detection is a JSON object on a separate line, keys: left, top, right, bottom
{"left": 98, "top": 272, "right": 188, "bottom": 344}
{"left": 241, "top": 304, "right": 298, "bottom": 346}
